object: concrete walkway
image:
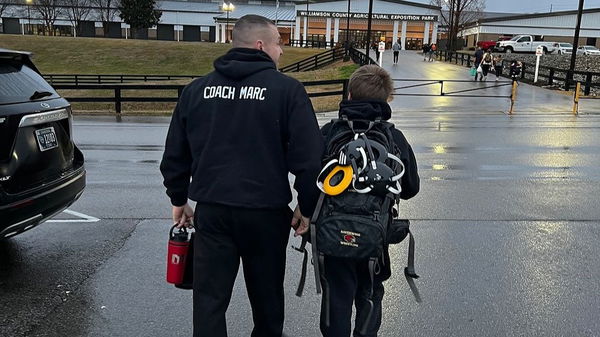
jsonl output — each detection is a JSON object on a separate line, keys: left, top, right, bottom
{"left": 370, "top": 50, "right": 600, "bottom": 114}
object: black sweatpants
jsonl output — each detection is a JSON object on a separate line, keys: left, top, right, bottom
{"left": 192, "top": 203, "right": 293, "bottom": 337}
{"left": 393, "top": 51, "right": 399, "bottom": 63}
{"left": 320, "top": 250, "right": 391, "bottom": 337}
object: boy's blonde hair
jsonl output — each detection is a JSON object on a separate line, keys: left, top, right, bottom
{"left": 347, "top": 65, "right": 394, "bottom": 102}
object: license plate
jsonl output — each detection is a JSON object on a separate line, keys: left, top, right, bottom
{"left": 35, "top": 127, "right": 58, "bottom": 152}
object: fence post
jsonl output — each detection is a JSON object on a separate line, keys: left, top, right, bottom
{"left": 584, "top": 72, "right": 592, "bottom": 95}
{"left": 548, "top": 68, "right": 554, "bottom": 85}
{"left": 314, "top": 54, "right": 318, "bottom": 70}
{"left": 75, "top": 75, "right": 79, "bottom": 86}
{"left": 115, "top": 88, "right": 122, "bottom": 114}
{"left": 97, "top": 75, "right": 101, "bottom": 84}
{"left": 461, "top": 53, "right": 465, "bottom": 65}
{"left": 342, "top": 79, "right": 349, "bottom": 100}
{"left": 565, "top": 70, "right": 572, "bottom": 91}
{"left": 573, "top": 82, "right": 581, "bottom": 115}
{"left": 177, "top": 87, "right": 183, "bottom": 98}
{"left": 509, "top": 80, "right": 518, "bottom": 114}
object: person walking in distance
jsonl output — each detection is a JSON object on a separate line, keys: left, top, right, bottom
{"left": 480, "top": 49, "right": 493, "bottom": 81}
{"left": 392, "top": 39, "right": 401, "bottom": 65}
{"left": 493, "top": 54, "right": 503, "bottom": 81}
{"left": 473, "top": 46, "right": 484, "bottom": 81}
{"left": 422, "top": 43, "right": 430, "bottom": 61}
{"left": 160, "top": 14, "right": 324, "bottom": 337}
{"left": 428, "top": 43, "right": 437, "bottom": 62}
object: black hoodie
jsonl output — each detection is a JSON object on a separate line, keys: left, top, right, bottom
{"left": 320, "top": 100, "right": 420, "bottom": 200}
{"left": 160, "top": 48, "right": 324, "bottom": 216}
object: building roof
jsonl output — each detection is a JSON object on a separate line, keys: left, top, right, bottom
{"left": 470, "top": 7, "right": 600, "bottom": 25}
{"left": 214, "top": 4, "right": 296, "bottom": 22}
{"left": 290, "top": 0, "right": 440, "bottom": 10}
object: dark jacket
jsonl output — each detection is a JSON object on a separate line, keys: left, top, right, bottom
{"left": 160, "top": 48, "right": 325, "bottom": 216}
{"left": 320, "top": 100, "right": 420, "bottom": 200}
{"left": 474, "top": 49, "right": 484, "bottom": 65}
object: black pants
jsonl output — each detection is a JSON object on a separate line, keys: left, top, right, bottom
{"left": 192, "top": 203, "right": 293, "bottom": 337}
{"left": 393, "top": 51, "right": 399, "bottom": 63}
{"left": 320, "top": 251, "right": 391, "bottom": 337}
{"left": 495, "top": 66, "right": 503, "bottom": 77}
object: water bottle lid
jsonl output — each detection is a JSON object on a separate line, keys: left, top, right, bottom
{"left": 169, "top": 225, "right": 189, "bottom": 242}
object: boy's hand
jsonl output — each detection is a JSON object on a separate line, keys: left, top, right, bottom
{"left": 291, "top": 205, "right": 310, "bottom": 236}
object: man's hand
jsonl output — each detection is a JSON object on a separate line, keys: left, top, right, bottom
{"left": 172, "top": 203, "right": 194, "bottom": 228}
{"left": 291, "top": 205, "right": 310, "bottom": 237}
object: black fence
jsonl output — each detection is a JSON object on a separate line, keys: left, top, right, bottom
{"left": 44, "top": 74, "right": 201, "bottom": 85}
{"left": 53, "top": 80, "right": 348, "bottom": 114}
{"left": 288, "top": 39, "right": 341, "bottom": 49}
{"left": 280, "top": 48, "right": 345, "bottom": 73}
{"left": 348, "top": 47, "right": 378, "bottom": 66}
{"left": 436, "top": 50, "right": 600, "bottom": 95}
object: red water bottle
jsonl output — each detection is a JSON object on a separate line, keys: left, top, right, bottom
{"left": 166, "top": 225, "right": 190, "bottom": 284}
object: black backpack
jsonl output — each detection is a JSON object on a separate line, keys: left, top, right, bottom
{"left": 294, "top": 117, "right": 420, "bottom": 333}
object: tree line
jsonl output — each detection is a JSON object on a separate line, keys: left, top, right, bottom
{"left": 0, "top": 0, "right": 161, "bottom": 38}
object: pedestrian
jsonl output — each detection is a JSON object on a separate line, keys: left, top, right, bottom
{"left": 480, "top": 49, "right": 493, "bottom": 81}
{"left": 318, "top": 65, "right": 420, "bottom": 337}
{"left": 392, "top": 39, "right": 401, "bottom": 65}
{"left": 422, "top": 43, "right": 430, "bottom": 61}
{"left": 473, "top": 46, "right": 484, "bottom": 81}
{"left": 372, "top": 41, "right": 379, "bottom": 62}
{"left": 509, "top": 60, "right": 523, "bottom": 80}
{"left": 429, "top": 43, "right": 437, "bottom": 61}
{"left": 160, "top": 14, "right": 324, "bottom": 337}
{"left": 493, "top": 54, "right": 503, "bottom": 81}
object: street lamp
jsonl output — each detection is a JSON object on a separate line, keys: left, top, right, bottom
{"left": 222, "top": 2, "right": 234, "bottom": 43}
{"left": 566, "top": 0, "right": 584, "bottom": 91}
{"left": 26, "top": 0, "right": 33, "bottom": 35}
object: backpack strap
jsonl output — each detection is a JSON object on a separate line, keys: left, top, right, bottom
{"left": 358, "top": 257, "right": 377, "bottom": 336}
{"left": 293, "top": 235, "right": 309, "bottom": 297}
{"left": 403, "top": 230, "right": 422, "bottom": 303}
{"left": 311, "top": 193, "right": 326, "bottom": 294}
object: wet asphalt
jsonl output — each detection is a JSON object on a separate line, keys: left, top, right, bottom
{"left": 1, "top": 52, "right": 600, "bottom": 337}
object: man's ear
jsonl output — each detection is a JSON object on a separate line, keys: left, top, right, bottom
{"left": 256, "top": 40, "right": 264, "bottom": 51}
{"left": 347, "top": 92, "right": 352, "bottom": 100}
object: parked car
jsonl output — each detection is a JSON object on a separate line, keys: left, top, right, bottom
{"left": 553, "top": 42, "right": 573, "bottom": 55}
{"left": 476, "top": 37, "right": 511, "bottom": 51}
{"left": 496, "top": 35, "right": 557, "bottom": 54}
{"left": 0, "top": 48, "right": 85, "bottom": 239}
{"left": 576, "top": 45, "right": 600, "bottom": 55}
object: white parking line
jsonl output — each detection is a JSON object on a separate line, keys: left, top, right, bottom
{"left": 47, "top": 209, "right": 100, "bottom": 223}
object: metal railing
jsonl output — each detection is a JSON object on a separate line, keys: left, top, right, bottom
{"left": 280, "top": 47, "right": 345, "bottom": 73}
{"left": 44, "top": 74, "right": 201, "bottom": 85}
{"left": 436, "top": 50, "right": 600, "bottom": 95}
{"left": 392, "top": 78, "right": 518, "bottom": 113}
{"left": 348, "top": 47, "right": 378, "bottom": 66}
{"left": 53, "top": 80, "right": 349, "bottom": 114}
{"left": 288, "top": 39, "right": 340, "bottom": 49}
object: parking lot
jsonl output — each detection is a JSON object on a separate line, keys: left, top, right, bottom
{"left": 2, "top": 52, "right": 600, "bottom": 337}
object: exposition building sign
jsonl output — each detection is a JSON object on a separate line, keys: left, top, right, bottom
{"left": 297, "top": 10, "right": 438, "bottom": 21}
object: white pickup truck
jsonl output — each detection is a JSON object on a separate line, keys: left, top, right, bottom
{"left": 496, "top": 35, "right": 557, "bottom": 54}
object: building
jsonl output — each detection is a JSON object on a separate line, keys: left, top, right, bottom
{"left": 0, "top": 0, "right": 441, "bottom": 49}
{"left": 459, "top": 8, "right": 600, "bottom": 48}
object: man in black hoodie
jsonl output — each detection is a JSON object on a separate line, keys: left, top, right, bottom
{"left": 319, "top": 65, "right": 419, "bottom": 337}
{"left": 160, "top": 15, "right": 324, "bottom": 337}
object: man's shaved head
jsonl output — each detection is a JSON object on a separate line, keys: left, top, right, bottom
{"left": 232, "top": 14, "right": 283, "bottom": 65}
{"left": 232, "top": 15, "right": 277, "bottom": 48}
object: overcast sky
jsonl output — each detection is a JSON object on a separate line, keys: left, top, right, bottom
{"left": 412, "top": 0, "right": 600, "bottom": 14}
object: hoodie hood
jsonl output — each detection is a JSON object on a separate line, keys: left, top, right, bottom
{"left": 338, "top": 100, "right": 392, "bottom": 121}
{"left": 213, "top": 48, "right": 276, "bottom": 80}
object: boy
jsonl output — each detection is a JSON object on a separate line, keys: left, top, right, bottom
{"left": 318, "top": 65, "right": 420, "bottom": 337}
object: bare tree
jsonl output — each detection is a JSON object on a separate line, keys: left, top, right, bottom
{"left": 431, "top": 0, "right": 485, "bottom": 50}
{"left": 91, "top": 0, "right": 119, "bottom": 35}
{"left": 62, "top": 0, "right": 91, "bottom": 35}
{"left": 0, "top": 2, "right": 11, "bottom": 19}
{"left": 33, "top": 0, "right": 62, "bottom": 36}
